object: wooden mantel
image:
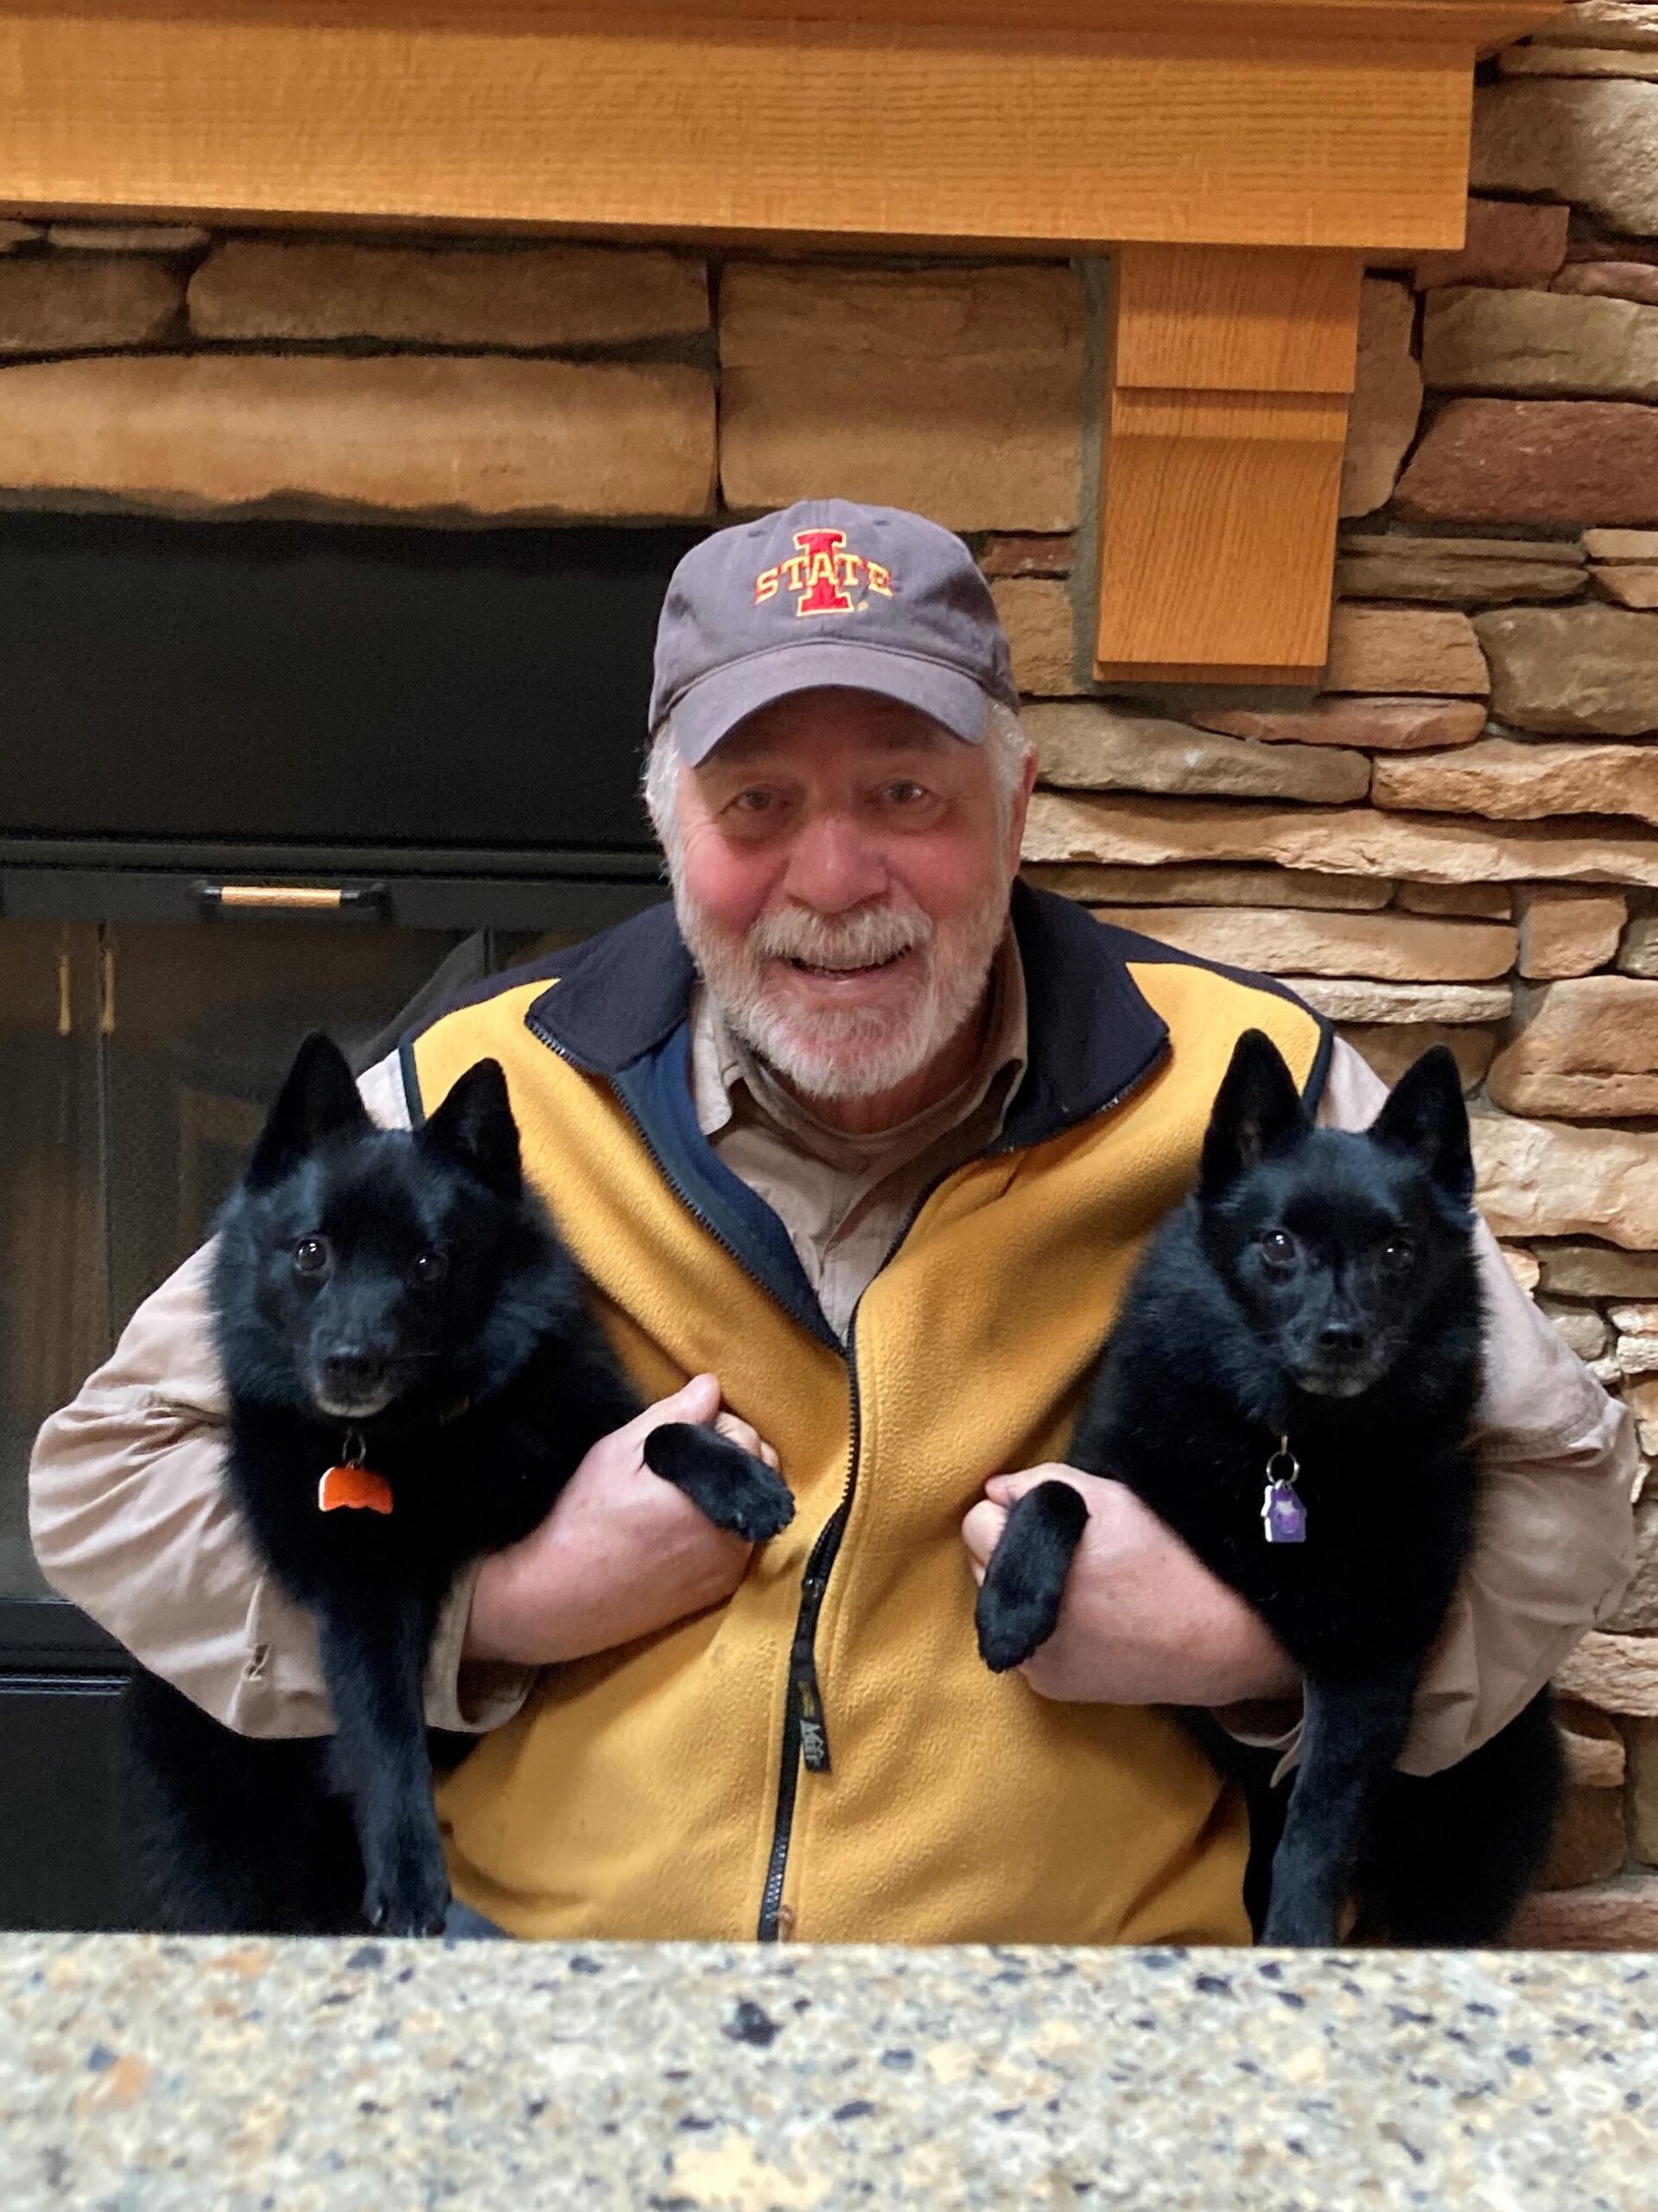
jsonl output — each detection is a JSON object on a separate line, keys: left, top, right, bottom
{"left": 0, "top": 0, "right": 1564, "bottom": 684}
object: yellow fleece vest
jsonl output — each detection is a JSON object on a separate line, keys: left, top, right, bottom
{"left": 414, "top": 957, "right": 1324, "bottom": 1944}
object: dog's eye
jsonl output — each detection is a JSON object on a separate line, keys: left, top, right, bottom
{"left": 292, "top": 1236, "right": 329, "bottom": 1276}
{"left": 1381, "top": 1238, "right": 1416, "bottom": 1273}
{"left": 1260, "top": 1230, "right": 1299, "bottom": 1268}
{"left": 410, "top": 1249, "right": 448, "bottom": 1287}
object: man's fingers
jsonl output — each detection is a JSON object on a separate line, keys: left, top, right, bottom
{"left": 712, "top": 1410, "right": 780, "bottom": 1471}
{"left": 985, "top": 1465, "right": 1079, "bottom": 1510}
{"left": 960, "top": 1498, "right": 1007, "bottom": 1567}
{"left": 632, "top": 1379, "right": 783, "bottom": 1478}
{"left": 631, "top": 1372, "right": 721, "bottom": 1447}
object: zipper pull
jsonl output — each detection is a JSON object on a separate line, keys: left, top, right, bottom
{"left": 791, "top": 1647, "right": 832, "bottom": 1774}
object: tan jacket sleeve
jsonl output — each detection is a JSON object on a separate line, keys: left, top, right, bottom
{"left": 1222, "top": 1034, "right": 1638, "bottom": 1777}
{"left": 27, "top": 1052, "right": 533, "bottom": 1739}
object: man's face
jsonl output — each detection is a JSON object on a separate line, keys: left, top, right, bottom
{"left": 667, "top": 689, "right": 1032, "bottom": 1104}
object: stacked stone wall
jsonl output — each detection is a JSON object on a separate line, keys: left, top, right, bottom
{"left": 3, "top": 0, "right": 1657, "bottom": 1941}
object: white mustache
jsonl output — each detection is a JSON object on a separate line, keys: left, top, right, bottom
{"left": 746, "top": 906, "right": 931, "bottom": 971}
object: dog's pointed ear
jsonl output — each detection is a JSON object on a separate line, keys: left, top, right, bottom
{"left": 422, "top": 1058, "right": 521, "bottom": 1200}
{"left": 1368, "top": 1045, "right": 1475, "bottom": 1207}
{"left": 1201, "top": 1029, "right": 1310, "bottom": 1198}
{"left": 245, "top": 1033, "right": 368, "bottom": 1190}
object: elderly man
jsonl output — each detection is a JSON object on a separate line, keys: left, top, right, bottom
{"left": 32, "top": 499, "right": 1635, "bottom": 1945}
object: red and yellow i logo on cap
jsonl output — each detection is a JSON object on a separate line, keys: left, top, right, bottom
{"left": 753, "top": 528, "right": 895, "bottom": 617}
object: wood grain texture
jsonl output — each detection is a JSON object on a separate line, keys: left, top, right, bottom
{"left": 8, "top": 2, "right": 1565, "bottom": 43}
{"left": 1096, "top": 245, "right": 1363, "bottom": 683}
{"left": 1111, "top": 247, "right": 1364, "bottom": 393}
{"left": 0, "top": 8, "right": 1480, "bottom": 250}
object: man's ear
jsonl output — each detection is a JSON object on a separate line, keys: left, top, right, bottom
{"left": 245, "top": 1033, "right": 369, "bottom": 1190}
{"left": 1368, "top": 1045, "right": 1475, "bottom": 1208}
{"left": 1200, "top": 1029, "right": 1310, "bottom": 1198}
{"left": 1003, "top": 741, "right": 1040, "bottom": 876}
{"left": 422, "top": 1058, "right": 521, "bottom": 1200}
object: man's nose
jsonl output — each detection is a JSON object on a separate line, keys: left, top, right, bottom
{"left": 780, "top": 810, "right": 890, "bottom": 912}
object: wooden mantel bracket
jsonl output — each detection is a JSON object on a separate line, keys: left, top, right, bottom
{"left": 1096, "top": 245, "right": 1364, "bottom": 687}
{"left": 0, "top": 0, "right": 1566, "bottom": 686}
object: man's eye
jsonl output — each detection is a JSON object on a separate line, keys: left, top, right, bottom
{"left": 293, "top": 1236, "right": 329, "bottom": 1276}
{"left": 885, "top": 780, "right": 928, "bottom": 804}
{"left": 410, "top": 1249, "right": 448, "bottom": 1287}
{"left": 1260, "top": 1230, "right": 1298, "bottom": 1268}
{"left": 729, "top": 789, "right": 774, "bottom": 814}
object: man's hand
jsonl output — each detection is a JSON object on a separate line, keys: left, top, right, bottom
{"left": 961, "top": 1467, "right": 1299, "bottom": 1706}
{"left": 464, "top": 1374, "right": 778, "bottom": 1667}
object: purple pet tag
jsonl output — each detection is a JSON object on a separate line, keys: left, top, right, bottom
{"left": 1261, "top": 1440, "right": 1306, "bottom": 1544}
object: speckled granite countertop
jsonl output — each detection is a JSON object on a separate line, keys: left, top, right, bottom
{"left": 0, "top": 1936, "right": 1653, "bottom": 2210}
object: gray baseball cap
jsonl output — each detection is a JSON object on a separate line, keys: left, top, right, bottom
{"left": 649, "top": 499, "right": 1020, "bottom": 766}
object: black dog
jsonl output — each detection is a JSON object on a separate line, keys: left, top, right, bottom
{"left": 125, "top": 1032, "right": 793, "bottom": 1937}
{"left": 975, "top": 1031, "right": 1561, "bottom": 1947}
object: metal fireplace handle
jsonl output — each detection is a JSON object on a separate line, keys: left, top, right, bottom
{"left": 193, "top": 882, "right": 389, "bottom": 914}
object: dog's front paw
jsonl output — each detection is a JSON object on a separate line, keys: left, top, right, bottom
{"left": 975, "top": 1586, "right": 1045, "bottom": 1674}
{"left": 363, "top": 1828, "right": 452, "bottom": 1939}
{"left": 974, "top": 1480, "right": 1089, "bottom": 1673}
{"left": 713, "top": 1458, "right": 795, "bottom": 1543}
{"left": 643, "top": 1422, "right": 795, "bottom": 1542}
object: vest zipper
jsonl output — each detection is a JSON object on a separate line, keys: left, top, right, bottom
{"left": 757, "top": 1338, "right": 858, "bottom": 1939}
{"left": 757, "top": 1141, "right": 996, "bottom": 1939}
{"left": 753, "top": 1035, "right": 1173, "bottom": 1942}
{"left": 524, "top": 1010, "right": 854, "bottom": 1944}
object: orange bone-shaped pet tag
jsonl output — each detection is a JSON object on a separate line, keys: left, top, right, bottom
{"left": 318, "top": 1464, "right": 394, "bottom": 1515}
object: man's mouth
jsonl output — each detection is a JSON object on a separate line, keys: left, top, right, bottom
{"left": 782, "top": 948, "right": 912, "bottom": 980}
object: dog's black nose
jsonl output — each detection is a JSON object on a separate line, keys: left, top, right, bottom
{"left": 1318, "top": 1319, "right": 1365, "bottom": 1355}
{"left": 321, "top": 1351, "right": 385, "bottom": 1397}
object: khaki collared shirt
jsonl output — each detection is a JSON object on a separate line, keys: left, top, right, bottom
{"left": 690, "top": 932, "right": 1027, "bottom": 1339}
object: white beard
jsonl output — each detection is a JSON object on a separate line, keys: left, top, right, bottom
{"left": 675, "top": 880, "right": 1008, "bottom": 1104}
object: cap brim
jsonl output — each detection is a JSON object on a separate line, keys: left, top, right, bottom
{"left": 664, "top": 641, "right": 989, "bottom": 766}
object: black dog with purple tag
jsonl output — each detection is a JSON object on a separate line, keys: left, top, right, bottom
{"left": 975, "top": 1031, "right": 1562, "bottom": 1947}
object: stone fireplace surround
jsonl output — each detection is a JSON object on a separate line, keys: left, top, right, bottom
{"left": 8, "top": 3, "right": 1658, "bottom": 1944}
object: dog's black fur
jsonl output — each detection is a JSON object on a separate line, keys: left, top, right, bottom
{"left": 975, "top": 1031, "right": 1563, "bottom": 1947}
{"left": 124, "top": 1032, "right": 794, "bottom": 1937}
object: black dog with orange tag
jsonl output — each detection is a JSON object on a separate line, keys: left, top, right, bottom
{"left": 125, "top": 1033, "right": 792, "bottom": 1936}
